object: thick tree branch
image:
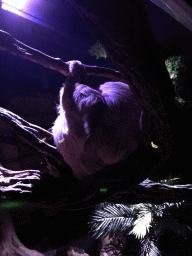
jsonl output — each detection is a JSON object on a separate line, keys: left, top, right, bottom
{"left": 0, "top": 107, "right": 71, "bottom": 178}
{"left": 1, "top": 108, "right": 192, "bottom": 209}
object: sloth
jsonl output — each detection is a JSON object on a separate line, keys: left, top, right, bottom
{"left": 52, "top": 61, "right": 143, "bottom": 179}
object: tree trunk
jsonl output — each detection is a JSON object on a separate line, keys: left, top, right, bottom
{"left": 68, "top": 0, "right": 176, "bottom": 167}
{"left": 0, "top": 212, "right": 44, "bottom": 256}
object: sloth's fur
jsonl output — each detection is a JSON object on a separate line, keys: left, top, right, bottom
{"left": 52, "top": 61, "right": 142, "bottom": 179}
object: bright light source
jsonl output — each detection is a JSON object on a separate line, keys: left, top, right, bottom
{"left": 2, "top": 0, "right": 28, "bottom": 10}
{"left": 1, "top": 0, "right": 51, "bottom": 29}
{"left": 2, "top": 0, "right": 28, "bottom": 15}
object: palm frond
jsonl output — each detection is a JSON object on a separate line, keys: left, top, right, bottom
{"left": 128, "top": 203, "right": 158, "bottom": 239}
{"left": 89, "top": 204, "right": 135, "bottom": 239}
{"left": 97, "top": 201, "right": 115, "bottom": 210}
{"left": 130, "top": 211, "right": 152, "bottom": 239}
{"left": 140, "top": 236, "right": 161, "bottom": 256}
{"left": 89, "top": 177, "right": 191, "bottom": 255}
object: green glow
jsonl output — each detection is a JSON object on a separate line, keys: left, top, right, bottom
{"left": 0, "top": 201, "right": 27, "bottom": 209}
{"left": 100, "top": 188, "right": 107, "bottom": 193}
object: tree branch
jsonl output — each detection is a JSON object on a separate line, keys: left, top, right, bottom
{"left": 107, "top": 179, "right": 192, "bottom": 205}
{"left": 1, "top": 107, "right": 192, "bottom": 208}
{"left": 0, "top": 30, "right": 122, "bottom": 80}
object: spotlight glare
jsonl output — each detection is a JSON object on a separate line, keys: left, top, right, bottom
{"left": 2, "top": 0, "right": 28, "bottom": 11}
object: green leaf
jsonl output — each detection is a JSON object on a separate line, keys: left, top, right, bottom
{"left": 88, "top": 42, "right": 107, "bottom": 59}
{"left": 165, "top": 55, "right": 189, "bottom": 108}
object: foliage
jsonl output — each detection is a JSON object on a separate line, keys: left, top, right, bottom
{"left": 89, "top": 179, "right": 191, "bottom": 256}
{"left": 89, "top": 204, "right": 135, "bottom": 239}
{"left": 88, "top": 42, "right": 107, "bottom": 59}
{"left": 139, "top": 235, "right": 160, "bottom": 256}
{"left": 165, "top": 56, "right": 183, "bottom": 82}
{"left": 165, "top": 55, "right": 190, "bottom": 108}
